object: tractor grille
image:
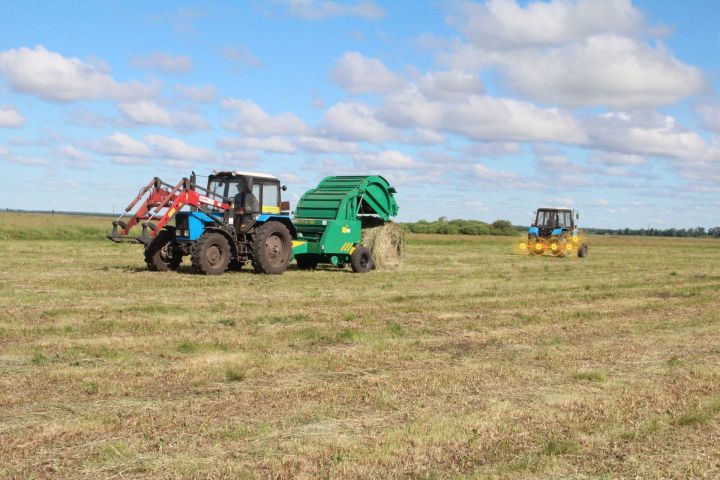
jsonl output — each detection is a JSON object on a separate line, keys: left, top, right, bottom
{"left": 175, "top": 215, "right": 189, "bottom": 230}
{"left": 538, "top": 227, "right": 554, "bottom": 237}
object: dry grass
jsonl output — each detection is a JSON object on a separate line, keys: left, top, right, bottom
{"left": 1, "top": 214, "right": 719, "bottom": 478}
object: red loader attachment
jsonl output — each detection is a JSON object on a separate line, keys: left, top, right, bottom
{"left": 107, "top": 176, "right": 229, "bottom": 245}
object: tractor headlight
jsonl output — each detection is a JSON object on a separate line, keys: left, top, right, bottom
{"left": 573, "top": 236, "right": 579, "bottom": 243}
{"left": 551, "top": 243, "right": 557, "bottom": 251}
{"left": 520, "top": 243, "right": 527, "bottom": 250}
{"left": 535, "top": 243, "right": 543, "bottom": 251}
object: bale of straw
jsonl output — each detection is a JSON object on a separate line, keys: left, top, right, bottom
{"left": 361, "top": 218, "right": 405, "bottom": 269}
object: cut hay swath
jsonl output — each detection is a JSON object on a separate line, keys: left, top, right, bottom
{"left": 361, "top": 219, "right": 405, "bottom": 269}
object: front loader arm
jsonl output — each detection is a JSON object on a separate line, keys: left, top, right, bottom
{"left": 108, "top": 176, "right": 231, "bottom": 244}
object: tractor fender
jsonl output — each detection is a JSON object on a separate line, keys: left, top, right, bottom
{"left": 256, "top": 215, "right": 297, "bottom": 238}
{"left": 201, "top": 227, "right": 238, "bottom": 259}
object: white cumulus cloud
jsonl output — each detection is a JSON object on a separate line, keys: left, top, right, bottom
{"left": 0, "top": 105, "right": 26, "bottom": 128}
{"left": 380, "top": 86, "right": 586, "bottom": 144}
{"left": 175, "top": 84, "right": 217, "bottom": 103}
{"left": 331, "top": 52, "right": 403, "bottom": 94}
{"left": 498, "top": 35, "right": 704, "bottom": 108}
{"left": 221, "top": 99, "right": 309, "bottom": 135}
{"left": 119, "top": 101, "right": 173, "bottom": 126}
{"left": 442, "top": 0, "right": 702, "bottom": 109}
{"left": 587, "top": 111, "right": 718, "bottom": 161}
{"left": 322, "top": 101, "right": 395, "bottom": 142}
{"left": 0, "top": 45, "right": 157, "bottom": 102}
{"left": 86, "top": 132, "right": 152, "bottom": 157}
{"left": 145, "top": 134, "right": 214, "bottom": 161}
{"left": 450, "top": 0, "right": 644, "bottom": 48}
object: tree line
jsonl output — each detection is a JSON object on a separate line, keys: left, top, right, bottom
{"left": 587, "top": 227, "right": 720, "bottom": 238}
{"left": 401, "top": 217, "right": 720, "bottom": 238}
{"left": 401, "top": 218, "right": 519, "bottom": 236}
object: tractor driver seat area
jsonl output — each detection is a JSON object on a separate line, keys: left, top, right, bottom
{"left": 234, "top": 183, "right": 260, "bottom": 232}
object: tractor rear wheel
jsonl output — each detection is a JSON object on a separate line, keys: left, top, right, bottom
{"left": 350, "top": 245, "right": 373, "bottom": 273}
{"left": 192, "top": 232, "right": 231, "bottom": 275}
{"left": 144, "top": 229, "right": 182, "bottom": 271}
{"left": 578, "top": 244, "right": 589, "bottom": 258}
{"left": 252, "top": 222, "right": 292, "bottom": 274}
{"left": 296, "top": 254, "right": 319, "bottom": 270}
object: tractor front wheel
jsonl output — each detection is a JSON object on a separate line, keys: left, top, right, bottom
{"left": 192, "top": 232, "right": 231, "bottom": 275}
{"left": 252, "top": 222, "right": 292, "bottom": 274}
{"left": 144, "top": 229, "right": 182, "bottom": 271}
{"left": 350, "top": 245, "right": 374, "bottom": 273}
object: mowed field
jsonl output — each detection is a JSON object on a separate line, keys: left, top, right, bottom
{"left": 1, "top": 213, "right": 719, "bottom": 479}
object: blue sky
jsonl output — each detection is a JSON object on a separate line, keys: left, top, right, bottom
{"left": 1, "top": 0, "right": 719, "bottom": 228}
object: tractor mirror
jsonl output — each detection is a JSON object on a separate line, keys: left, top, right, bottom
{"left": 281, "top": 185, "right": 287, "bottom": 191}
{"left": 576, "top": 212, "right": 580, "bottom": 220}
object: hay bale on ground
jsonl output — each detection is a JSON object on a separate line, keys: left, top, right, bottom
{"left": 361, "top": 219, "right": 405, "bottom": 269}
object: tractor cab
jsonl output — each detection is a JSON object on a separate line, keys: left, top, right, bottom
{"left": 172, "top": 171, "right": 289, "bottom": 241}
{"left": 532, "top": 207, "right": 576, "bottom": 237}
{"left": 204, "top": 171, "right": 287, "bottom": 232}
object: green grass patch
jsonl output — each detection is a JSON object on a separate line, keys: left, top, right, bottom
{"left": 572, "top": 371, "right": 606, "bottom": 382}
{"left": 674, "top": 398, "right": 720, "bottom": 427}
{"left": 541, "top": 436, "right": 580, "bottom": 456}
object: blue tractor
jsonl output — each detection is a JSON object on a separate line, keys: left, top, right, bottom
{"left": 109, "top": 170, "right": 298, "bottom": 274}
{"left": 523, "top": 207, "right": 588, "bottom": 257}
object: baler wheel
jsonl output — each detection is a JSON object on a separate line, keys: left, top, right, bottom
{"left": 350, "top": 245, "right": 374, "bottom": 273}
{"left": 296, "top": 255, "right": 319, "bottom": 270}
{"left": 252, "top": 221, "right": 292, "bottom": 274}
{"left": 578, "top": 244, "right": 589, "bottom": 258}
{"left": 144, "top": 229, "right": 182, "bottom": 271}
{"left": 192, "top": 232, "right": 231, "bottom": 275}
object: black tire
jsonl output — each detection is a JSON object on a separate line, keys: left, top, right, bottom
{"left": 144, "top": 229, "right": 182, "bottom": 271}
{"left": 578, "top": 244, "right": 589, "bottom": 258}
{"left": 296, "top": 254, "right": 319, "bottom": 270}
{"left": 251, "top": 221, "right": 292, "bottom": 274}
{"left": 350, "top": 244, "right": 373, "bottom": 273}
{"left": 192, "top": 232, "right": 231, "bottom": 275}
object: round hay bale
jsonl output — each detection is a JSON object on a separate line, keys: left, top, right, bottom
{"left": 361, "top": 219, "right": 405, "bottom": 269}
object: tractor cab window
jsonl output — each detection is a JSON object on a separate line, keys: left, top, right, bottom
{"left": 246, "top": 183, "right": 260, "bottom": 213}
{"left": 207, "top": 178, "right": 228, "bottom": 200}
{"left": 558, "top": 211, "right": 572, "bottom": 228}
{"left": 536, "top": 210, "right": 555, "bottom": 227}
{"left": 206, "top": 178, "right": 230, "bottom": 212}
{"left": 261, "top": 183, "right": 279, "bottom": 209}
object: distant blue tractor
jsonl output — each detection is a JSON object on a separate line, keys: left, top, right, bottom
{"left": 522, "top": 207, "right": 588, "bottom": 257}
